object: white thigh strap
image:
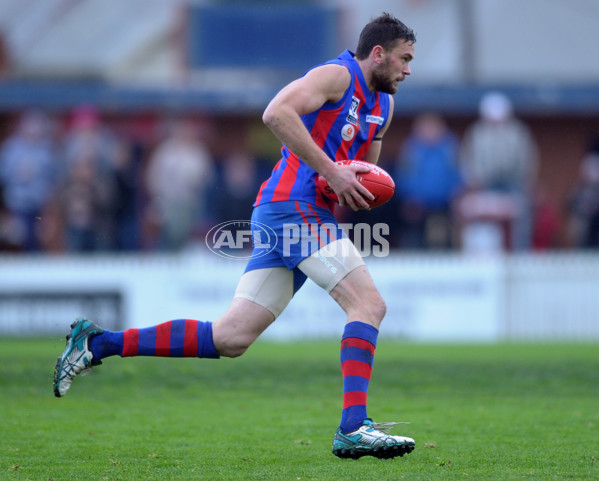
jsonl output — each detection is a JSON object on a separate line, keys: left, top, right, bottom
{"left": 298, "top": 238, "right": 365, "bottom": 292}
{"left": 234, "top": 267, "right": 294, "bottom": 319}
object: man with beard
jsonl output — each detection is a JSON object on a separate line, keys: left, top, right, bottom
{"left": 54, "top": 12, "right": 417, "bottom": 460}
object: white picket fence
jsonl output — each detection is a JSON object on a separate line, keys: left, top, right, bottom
{"left": 1, "top": 251, "right": 598, "bottom": 341}
{"left": 503, "top": 254, "right": 599, "bottom": 341}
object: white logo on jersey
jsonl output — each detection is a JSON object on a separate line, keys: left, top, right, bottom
{"left": 346, "top": 96, "right": 360, "bottom": 125}
{"left": 366, "top": 115, "right": 384, "bottom": 125}
{"left": 341, "top": 124, "right": 356, "bottom": 141}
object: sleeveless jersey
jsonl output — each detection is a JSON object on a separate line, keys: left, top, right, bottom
{"left": 254, "top": 49, "right": 391, "bottom": 211}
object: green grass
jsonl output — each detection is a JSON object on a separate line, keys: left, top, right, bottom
{"left": 1, "top": 338, "right": 598, "bottom": 480}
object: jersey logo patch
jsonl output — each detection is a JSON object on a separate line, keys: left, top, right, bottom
{"left": 341, "top": 124, "right": 356, "bottom": 141}
{"left": 346, "top": 96, "right": 360, "bottom": 125}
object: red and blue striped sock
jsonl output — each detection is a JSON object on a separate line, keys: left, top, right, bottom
{"left": 88, "top": 319, "right": 220, "bottom": 361}
{"left": 339, "top": 321, "right": 379, "bottom": 433}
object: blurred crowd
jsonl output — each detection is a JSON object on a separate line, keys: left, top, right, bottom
{"left": 349, "top": 92, "right": 599, "bottom": 253}
{"left": 1, "top": 93, "right": 598, "bottom": 255}
{"left": 0, "top": 104, "right": 274, "bottom": 254}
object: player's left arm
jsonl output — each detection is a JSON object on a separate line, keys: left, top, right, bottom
{"left": 363, "top": 95, "right": 394, "bottom": 165}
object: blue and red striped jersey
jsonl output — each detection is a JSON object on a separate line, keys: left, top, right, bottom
{"left": 255, "top": 50, "right": 391, "bottom": 211}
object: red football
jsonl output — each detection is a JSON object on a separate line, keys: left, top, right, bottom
{"left": 316, "top": 160, "right": 395, "bottom": 208}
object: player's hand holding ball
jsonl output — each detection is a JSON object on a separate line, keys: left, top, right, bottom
{"left": 317, "top": 160, "right": 395, "bottom": 209}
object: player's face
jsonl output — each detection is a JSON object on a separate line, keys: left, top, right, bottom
{"left": 372, "top": 40, "right": 415, "bottom": 94}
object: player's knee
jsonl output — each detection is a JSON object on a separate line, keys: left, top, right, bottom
{"left": 219, "top": 345, "right": 248, "bottom": 358}
{"left": 215, "top": 334, "right": 253, "bottom": 358}
{"left": 351, "top": 293, "right": 386, "bottom": 326}
{"left": 369, "top": 295, "right": 387, "bottom": 324}
{"left": 217, "top": 344, "right": 247, "bottom": 358}
{"left": 362, "top": 292, "right": 386, "bottom": 325}
{"left": 376, "top": 297, "right": 387, "bottom": 322}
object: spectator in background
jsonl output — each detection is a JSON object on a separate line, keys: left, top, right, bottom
{"left": 394, "top": 112, "right": 462, "bottom": 249}
{"left": 0, "top": 110, "right": 58, "bottom": 251}
{"left": 0, "top": 32, "right": 11, "bottom": 77}
{"left": 459, "top": 92, "right": 538, "bottom": 251}
{"left": 567, "top": 151, "right": 599, "bottom": 248}
{"left": 531, "top": 182, "right": 562, "bottom": 250}
{"left": 61, "top": 105, "right": 120, "bottom": 251}
{"left": 145, "top": 117, "right": 214, "bottom": 251}
{"left": 211, "top": 151, "right": 263, "bottom": 224}
{"left": 112, "top": 138, "right": 143, "bottom": 251}
{"left": 0, "top": 183, "right": 24, "bottom": 251}
{"left": 57, "top": 156, "right": 111, "bottom": 252}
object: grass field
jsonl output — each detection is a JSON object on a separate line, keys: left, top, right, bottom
{"left": 1, "top": 338, "right": 598, "bottom": 481}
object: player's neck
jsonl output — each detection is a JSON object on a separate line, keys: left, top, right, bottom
{"left": 355, "top": 59, "right": 375, "bottom": 94}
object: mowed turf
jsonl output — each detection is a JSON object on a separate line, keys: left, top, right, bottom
{"left": 1, "top": 338, "right": 597, "bottom": 480}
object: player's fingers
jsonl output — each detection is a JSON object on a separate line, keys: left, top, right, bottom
{"left": 356, "top": 182, "right": 375, "bottom": 202}
{"left": 350, "top": 190, "right": 371, "bottom": 211}
{"left": 352, "top": 163, "right": 372, "bottom": 174}
{"left": 341, "top": 192, "right": 359, "bottom": 211}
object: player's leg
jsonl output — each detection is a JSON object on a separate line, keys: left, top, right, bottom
{"left": 297, "top": 238, "right": 415, "bottom": 459}
{"left": 90, "top": 266, "right": 295, "bottom": 363}
{"left": 212, "top": 266, "right": 297, "bottom": 357}
{"left": 53, "top": 266, "right": 296, "bottom": 397}
{"left": 211, "top": 298, "right": 274, "bottom": 358}
{"left": 297, "top": 239, "right": 380, "bottom": 430}
{"left": 53, "top": 201, "right": 301, "bottom": 397}
{"left": 329, "top": 265, "right": 385, "bottom": 431}
{"left": 53, "top": 316, "right": 222, "bottom": 397}
{"left": 210, "top": 201, "right": 310, "bottom": 357}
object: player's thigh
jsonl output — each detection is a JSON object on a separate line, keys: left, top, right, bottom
{"left": 212, "top": 267, "right": 295, "bottom": 355}
{"left": 298, "top": 238, "right": 385, "bottom": 326}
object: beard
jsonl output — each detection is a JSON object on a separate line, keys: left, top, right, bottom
{"left": 371, "top": 59, "right": 399, "bottom": 94}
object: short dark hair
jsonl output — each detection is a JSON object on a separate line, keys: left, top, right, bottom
{"left": 355, "top": 12, "right": 416, "bottom": 60}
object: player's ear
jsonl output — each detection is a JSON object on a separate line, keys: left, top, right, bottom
{"left": 372, "top": 45, "right": 385, "bottom": 64}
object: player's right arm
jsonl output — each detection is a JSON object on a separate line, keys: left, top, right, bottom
{"left": 263, "top": 64, "right": 373, "bottom": 210}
